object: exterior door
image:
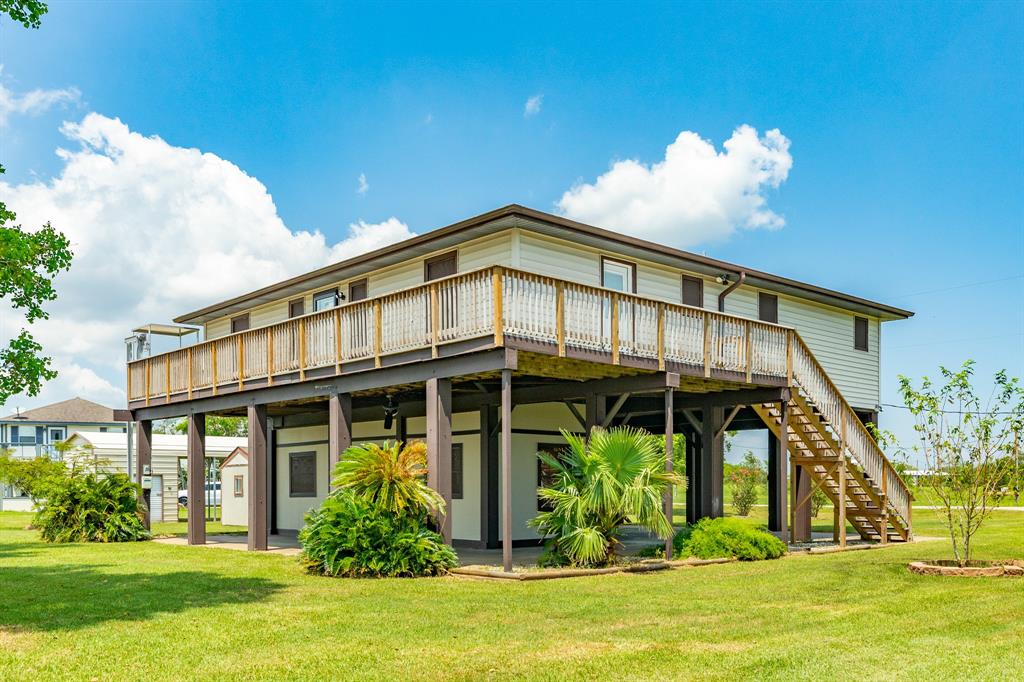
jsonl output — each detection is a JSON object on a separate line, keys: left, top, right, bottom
{"left": 150, "top": 475, "right": 164, "bottom": 522}
{"left": 601, "top": 258, "right": 635, "bottom": 349}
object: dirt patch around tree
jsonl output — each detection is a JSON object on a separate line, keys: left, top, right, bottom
{"left": 908, "top": 560, "right": 1024, "bottom": 577}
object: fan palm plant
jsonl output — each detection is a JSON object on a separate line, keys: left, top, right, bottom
{"left": 529, "top": 426, "right": 684, "bottom": 567}
{"left": 331, "top": 440, "right": 445, "bottom": 519}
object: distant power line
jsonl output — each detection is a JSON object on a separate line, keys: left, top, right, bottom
{"left": 888, "top": 274, "right": 1024, "bottom": 301}
{"left": 881, "top": 402, "right": 1020, "bottom": 417}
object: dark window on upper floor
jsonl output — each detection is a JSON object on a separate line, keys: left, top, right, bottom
{"left": 424, "top": 251, "right": 458, "bottom": 281}
{"left": 451, "top": 443, "right": 464, "bottom": 500}
{"left": 682, "top": 275, "right": 703, "bottom": 307}
{"left": 288, "top": 298, "right": 305, "bottom": 318}
{"left": 758, "top": 293, "right": 779, "bottom": 324}
{"left": 289, "top": 451, "right": 317, "bottom": 497}
{"left": 348, "top": 279, "right": 368, "bottom": 302}
{"left": 313, "top": 288, "right": 339, "bottom": 312}
{"left": 230, "top": 313, "right": 250, "bottom": 333}
{"left": 854, "top": 316, "right": 869, "bottom": 352}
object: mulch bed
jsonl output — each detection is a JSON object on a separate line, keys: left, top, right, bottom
{"left": 452, "top": 557, "right": 735, "bottom": 581}
{"left": 908, "top": 560, "right": 1024, "bottom": 577}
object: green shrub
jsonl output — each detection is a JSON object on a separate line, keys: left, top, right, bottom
{"left": 34, "top": 472, "right": 150, "bottom": 543}
{"left": 680, "top": 518, "right": 785, "bottom": 561}
{"left": 728, "top": 452, "right": 765, "bottom": 516}
{"left": 299, "top": 490, "right": 457, "bottom": 578}
{"left": 529, "top": 427, "right": 684, "bottom": 567}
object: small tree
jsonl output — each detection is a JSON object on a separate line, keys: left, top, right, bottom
{"left": 729, "top": 451, "right": 765, "bottom": 516}
{"left": 898, "top": 361, "right": 1023, "bottom": 567}
{"left": 0, "top": 449, "right": 65, "bottom": 506}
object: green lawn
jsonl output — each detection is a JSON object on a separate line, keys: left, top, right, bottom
{"left": 1, "top": 510, "right": 1022, "bottom": 681}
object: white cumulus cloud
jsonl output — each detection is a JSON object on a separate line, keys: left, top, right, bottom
{"left": 0, "top": 113, "right": 413, "bottom": 409}
{"left": 357, "top": 172, "right": 369, "bottom": 195}
{"left": 0, "top": 69, "right": 80, "bottom": 127}
{"left": 556, "top": 125, "right": 792, "bottom": 247}
{"left": 524, "top": 94, "right": 543, "bottom": 117}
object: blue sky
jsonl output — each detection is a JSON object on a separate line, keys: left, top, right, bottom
{"left": 1, "top": 1, "right": 1021, "bottom": 457}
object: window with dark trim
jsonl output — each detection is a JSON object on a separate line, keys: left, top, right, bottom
{"left": 313, "top": 288, "right": 339, "bottom": 312}
{"left": 348, "top": 279, "right": 368, "bottom": 302}
{"left": 758, "top": 293, "right": 779, "bottom": 324}
{"left": 288, "top": 298, "right": 305, "bottom": 319}
{"left": 682, "top": 275, "right": 703, "bottom": 307}
{"left": 233, "top": 475, "right": 244, "bottom": 497}
{"left": 536, "top": 443, "right": 567, "bottom": 511}
{"left": 451, "top": 443, "right": 464, "bottom": 500}
{"left": 289, "top": 451, "right": 317, "bottom": 497}
{"left": 854, "top": 316, "right": 869, "bottom": 352}
{"left": 230, "top": 313, "right": 250, "bottom": 333}
{"left": 424, "top": 251, "right": 458, "bottom": 281}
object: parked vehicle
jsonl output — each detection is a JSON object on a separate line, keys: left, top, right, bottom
{"left": 177, "top": 482, "right": 221, "bottom": 507}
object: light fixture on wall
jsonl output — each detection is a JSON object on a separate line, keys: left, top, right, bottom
{"left": 382, "top": 395, "right": 399, "bottom": 430}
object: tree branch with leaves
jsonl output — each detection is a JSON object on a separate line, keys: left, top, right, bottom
{"left": 898, "top": 361, "right": 1024, "bottom": 566}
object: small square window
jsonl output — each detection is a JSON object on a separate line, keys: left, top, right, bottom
{"left": 758, "top": 293, "right": 779, "bottom": 324}
{"left": 288, "top": 298, "right": 305, "bottom": 318}
{"left": 233, "top": 475, "right": 244, "bottom": 497}
{"left": 231, "top": 313, "right": 250, "bottom": 333}
{"left": 348, "top": 279, "right": 368, "bottom": 302}
{"left": 313, "top": 288, "right": 339, "bottom": 312}
{"left": 682, "top": 275, "right": 703, "bottom": 307}
{"left": 289, "top": 451, "right": 317, "bottom": 497}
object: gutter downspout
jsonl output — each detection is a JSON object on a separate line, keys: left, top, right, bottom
{"left": 718, "top": 271, "right": 746, "bottom": 312}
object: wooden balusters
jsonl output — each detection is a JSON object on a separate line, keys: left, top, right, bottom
{"left": 373, "top": 299, "right": 382, "bottom": 368}
{"left": 267, "top": 326, "right": 275, "bottom": 385}
{"left": 703, "top": 312, "right": 712, "bottom": 378}
{"left": 745, "top": 321, "right": 753, "bottom": 383}
{"left": 610, "top": 293, "right": 620, "bottom": 365}
{"left": 165, "top": 354, "right": 171, "bottom": 403}
{"left": 430, "top": 283, "right": 440, "bottom": 358}
{"left": 334, "top": 308, "right": 342, "bottom": 374}
{"left": 656, "top": 303, "right": 665, "bottom": 371}
{"left": 237, "top": 335, "right": 244, "bottom": 390}
{"left": 556, "top": 281, "right": 565, "bottom": 357}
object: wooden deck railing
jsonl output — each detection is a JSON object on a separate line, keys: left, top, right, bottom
{"left": 127, "top": 264, "right": 910, "bottom": 530}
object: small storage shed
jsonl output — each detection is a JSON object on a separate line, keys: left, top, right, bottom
{"left": 219, "top": 447, "right": 249, "bottom": 527}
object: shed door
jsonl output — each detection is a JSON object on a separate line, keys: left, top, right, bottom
{"left": 150, "top": 475, "right": 164, "bottom": 522}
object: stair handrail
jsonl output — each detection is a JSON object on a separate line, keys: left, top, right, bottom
{"left": 787, "top": 331, "right": 913, "bottom": 528}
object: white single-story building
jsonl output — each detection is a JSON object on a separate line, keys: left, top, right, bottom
{"left": 65, "top": 431, "right": 247, "bottom": 522}
{"left": 219, "top": 447, "right": 249, "bottom": 526}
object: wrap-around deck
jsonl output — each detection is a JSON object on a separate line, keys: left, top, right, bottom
{"left": 126, "top": 265, "right": 911, "bottom": 537}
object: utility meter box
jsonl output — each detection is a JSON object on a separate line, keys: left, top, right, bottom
{"left": 141, "top": 476, "right": 152, "bottom": 490}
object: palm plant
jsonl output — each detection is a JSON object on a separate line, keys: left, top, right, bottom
{"left": 331, "top": 440, "right": 445, "bottom": 518}
{"left": 529, "top": 426, "right": 685, "bottom": 567}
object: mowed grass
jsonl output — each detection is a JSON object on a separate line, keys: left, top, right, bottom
{"left": 1, "top": 510, "right": 1022, "bottom": 681}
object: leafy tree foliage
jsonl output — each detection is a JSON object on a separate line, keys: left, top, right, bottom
{"left": 0, "top": 164, "right": 73, "bottom": 403}
{"left": 0, "top": 449, "right": 65, "bottom": 504}
{"left": 530, "top": 426, "right": 684, "bottom": 567}
{"left": 1, "top": 0, "right": 47, "bottom": 29}
{"left": 898, "top": 361, "right": 1023, "bottom": 566}
{"left": 155, "top": 415, "right": 248, "bottom": 437}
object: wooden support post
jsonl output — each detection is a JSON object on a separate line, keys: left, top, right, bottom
{"left": 792, "top": 463, "right": 812, "bottom": 542}
{"left": 187, "top": 412, "right": 206, "bottom": 546}
{"left": 585, "top": 393, "right": 605, "bottom": 438}
{"left": 555, "top": 281, "right": 565, "bottom": 357}
{"left": 778, "top": 400, "right": 790, "bottom": 543}
{"left": 610, "top": 294, "right": 620, "bottom": 365}
{"left": 492, "top": 267, "right": 504, "bottom": 346}
{"left": 137, "top": 420, "right": 153, "bottom": 530}
{"left": 480, "top": 405, "right": 500, "bottom": 549}
{"left": 837, "top": 456, "right": 847, "bottom": 547}
{"left": 426, "top": 377, "right": 453, "bottom": 544}
{"left": 663, "top": 388, "right": 675, "bottom": 561}
{"left": 685, "top": 425, "right": 701, "bottom": 526}
{"left": 247, "top": 403, "right": 268, "bottom": 551}
{"left": 699, "top": 401, "right": 724, "bottom": 519}
{"left": 767, "top": 432, "right": 782, "bottom": 532}
{"left": 328, "top": 393, "right": 352, "bottom": 491}
{"left": 501, "top": 368, "right": 513, "bottom": 573}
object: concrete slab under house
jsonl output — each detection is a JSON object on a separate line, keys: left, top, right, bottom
{"left": 122, "top": 205, "right": 915, "bottom": 572}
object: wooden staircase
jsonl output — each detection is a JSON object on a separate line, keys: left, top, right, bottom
{"left": 751, "top": 336, "right": 912, "bottom": 543}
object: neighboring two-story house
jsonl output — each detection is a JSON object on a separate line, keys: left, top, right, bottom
{"left": 0, "top": 397, "right": 127, "bottom": 510}
{"left": 124, "top": 205, "right": 913, "bottom": 569}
